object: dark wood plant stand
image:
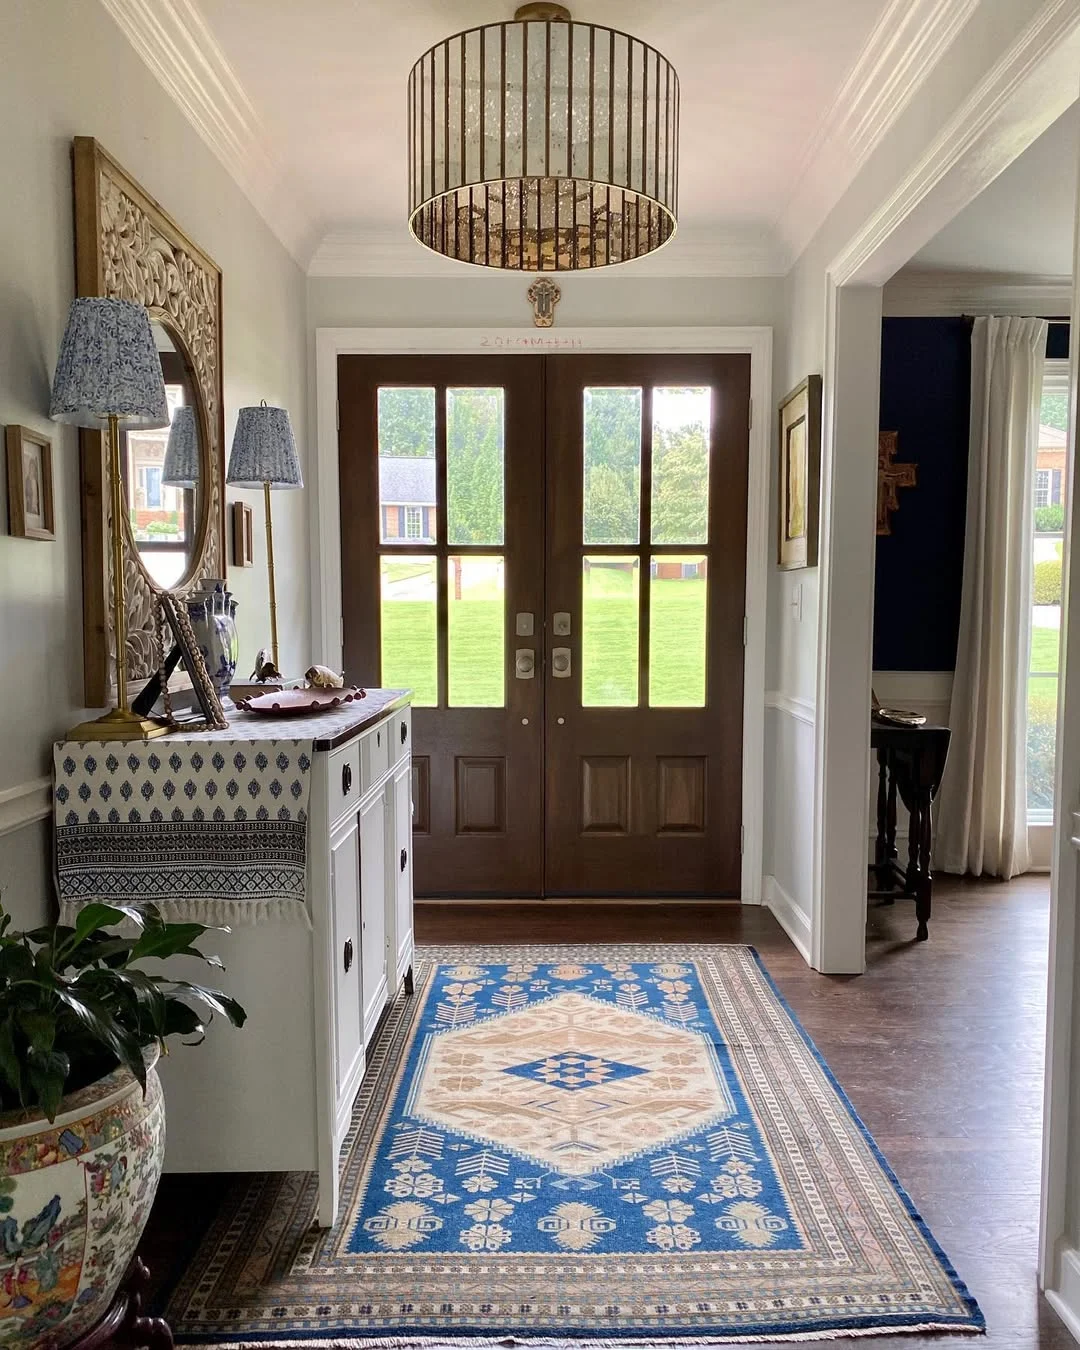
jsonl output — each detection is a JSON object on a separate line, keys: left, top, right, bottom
{"left": 66, "top": 1257, "right": 173, "bottom": 1350}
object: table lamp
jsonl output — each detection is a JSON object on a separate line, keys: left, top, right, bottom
{"left": 226, "top": 401, "right": 302, "bottom": 672}
{"left": 162, "top": 404, "right": 199, "bottom": 488}
{"left": 50, "top": 297, "right": 170, "bottom": 740}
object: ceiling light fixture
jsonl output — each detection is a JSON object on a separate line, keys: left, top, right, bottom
{"left": 407, "top": 2, "right": 679, "bottom": 271}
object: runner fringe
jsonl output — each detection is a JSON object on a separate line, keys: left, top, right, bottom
{"left": 59, "top": 896, "right": 311, "bottom": 930}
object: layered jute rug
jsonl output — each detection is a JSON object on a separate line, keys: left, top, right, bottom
{"left": 163, "top": 944, "right": 983, "bottom": 1345}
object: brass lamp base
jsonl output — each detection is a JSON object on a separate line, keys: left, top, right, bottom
{"left": 66, "top": 707, "right": 169, "bottom": 742}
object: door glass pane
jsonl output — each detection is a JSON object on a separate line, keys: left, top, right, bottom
{"left": 1027, "top": 675, "right": 1058, "bottom": 815}
{"left": 650, "top": 556, "right": 707, "bottom": 706}
{"left": 447, "top": 387, "right": 505, "bottom": 545}
{"left": 378, "top": 387, "right": 436, "bottom": 545}
{"left": 380, "top": 556, "right": 437, "bottom": 706}
{"left": 448, "top": 555, "right": 505, "bottom": 707}
{"left": 582, "top": 555, "right": 639, "bottom": 706}
{"left": 583, "top": 387, "right": 642, "bottom": 544}
{"left": 651, "top": 386, "right": 710, "bottom": 544}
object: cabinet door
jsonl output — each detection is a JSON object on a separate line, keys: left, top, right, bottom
{"left": 359, "top": 789, "right": 388, "bottom": 1044}
{"left": 391, "top": 764, "right": 414, "bottom": 986}
{"left": 329, "top": 819, "right": 364, "bottom": 1096}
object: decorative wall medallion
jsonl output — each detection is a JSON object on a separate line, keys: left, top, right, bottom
{"left": 73, "top": 137, "right": 226, "bottom": 704}
{"left": 527, "top": 279, "right": 561, "bottom": 328}
{"left": 877, "top": 431, "right": 917, "bottom": 536}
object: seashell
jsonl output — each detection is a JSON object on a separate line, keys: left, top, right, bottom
{"left": 305, "top": 664, "right": 345, "bottom": 689}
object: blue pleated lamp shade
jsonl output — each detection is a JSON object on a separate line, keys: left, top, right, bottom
{"left": 162, "top": 406, "right": 200, "bottom": 488}
{"left": 49, "top": 297, "right": 169, "bottom": 430}
{"left": 226, "top": 404, "right": 303, "bottom": 489}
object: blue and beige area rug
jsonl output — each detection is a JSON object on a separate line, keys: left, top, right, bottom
{"left": 164, "top": 945, "right": 983, "bottom": 1345}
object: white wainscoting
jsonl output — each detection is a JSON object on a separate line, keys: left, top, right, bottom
{"left": 0, "top": 778, "right": 51, "bottom": 838}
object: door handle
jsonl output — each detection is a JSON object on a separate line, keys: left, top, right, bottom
{"left": 552, "top": 647, "right": 571, "bottom": 678}
{"left": 400, "top": 847, "right": 408, "bottom": 872}
{"left": 515, "top": 648, "right": 535, "bottom": 679}
{"left": 343, "top": 938, "right": 354, "bottom": 974}
{"left": 342, "top": 762, "right": 353, "bottom": 795}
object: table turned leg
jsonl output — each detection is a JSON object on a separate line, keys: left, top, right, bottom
{"left": 915, "top": 789, "right": 934, "bottom": 942}
{"left": 874, "top": 750, "right": 889, "bottom": 884}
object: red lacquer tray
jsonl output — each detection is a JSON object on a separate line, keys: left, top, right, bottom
{"left": 236, "top": 686, "right": 366, "bottom": 715}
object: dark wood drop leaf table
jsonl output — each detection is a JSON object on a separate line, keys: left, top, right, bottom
{"left": 869, "top": 719, "right": 952, "bottom": 941}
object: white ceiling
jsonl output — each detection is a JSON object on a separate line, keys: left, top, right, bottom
{"left": 103, "top": 0, "right": 995, "bottom": 273}
{"left": 910, "top": 101, "right": 1078, "bottom": 277}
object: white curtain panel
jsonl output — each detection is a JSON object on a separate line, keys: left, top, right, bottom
{"left": 937, "top": 316, "right": 1047, "bottom": 879}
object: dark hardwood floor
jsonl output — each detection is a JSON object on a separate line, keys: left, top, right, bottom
{"left": 144, "top": 876, "right": 1070, "bottom": 1347}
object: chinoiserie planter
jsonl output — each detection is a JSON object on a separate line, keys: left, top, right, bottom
{"left": 188, "top": 579, "right": 239, "bottom": 707}
{"left": 0, "top": 1051, "right": 164, "bottom": 1350}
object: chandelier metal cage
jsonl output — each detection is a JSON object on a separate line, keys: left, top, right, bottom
{"left": 407, "top": 3, "right": 679, "bottom": 271}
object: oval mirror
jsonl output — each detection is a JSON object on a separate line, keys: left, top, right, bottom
{"left": 120, "top": 321, "right": 207, "bottom": 590}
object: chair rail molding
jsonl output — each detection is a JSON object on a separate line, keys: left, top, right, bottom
{"left": 98, "top": 0, "right": 314, "bottom": 264}
{"left": 764, "top": 691, "right": 817, "bottom": 726}
{"left": 777, "top": 0, "right": 979, "bottom": 261}
{"left": 0, "top": 778, "right": 52, "bottom": 838}
{"left": 313, "top": 324, "right": 772, "bottom": 906}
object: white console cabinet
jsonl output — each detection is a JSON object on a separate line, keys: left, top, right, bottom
{"left": 151, "top": 694, "right": 414, "bottom": 1227}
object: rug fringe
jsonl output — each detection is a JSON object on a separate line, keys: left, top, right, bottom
{"left": 177, "top": 1323, "right": 985, "bottom": 1349}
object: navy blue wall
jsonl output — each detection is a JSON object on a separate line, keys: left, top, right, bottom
{"left": 874, "top": 319, "right": 971, "bottom": 671}
{"left": 874, "top": 319, "right": 1071, "bottom": 672}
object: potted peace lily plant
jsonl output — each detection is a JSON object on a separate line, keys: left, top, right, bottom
{"left": 0, "top": 901, "right": 245, "bottom": 1350}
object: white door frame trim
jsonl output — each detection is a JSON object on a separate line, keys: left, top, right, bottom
{"left": 312, "top": 325, "right": 773, "bottom": 904}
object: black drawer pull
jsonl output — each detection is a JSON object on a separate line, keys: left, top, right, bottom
{"left": 343, "top": 938, "right": 354, "bottom": 974}
{"left": 400, "top": 721, "right": 408, "bottom": 745}
{"left": 400, "top": 847, "right": 408, "bottom": 873}
{"left": 342, "top": 762, "right": 353, "bottom": 795}
{"left": 377, "top": 730, "right": 382, "bottom": 747}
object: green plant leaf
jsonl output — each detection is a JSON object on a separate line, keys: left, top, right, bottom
{"left": 158, "top": 981, "right": 247, "bottom": 1028}
{"left": 16, "top": 1010, "right": 55, "bottom": 1053}
{"left": 25, "top": 1048, "right": 69, "bottom": 1122}
{"left": 161, "top": 1000, "right": 205, "bottom": 1042}
{"left": 53, "top": 987, "right": 146, "bottom": 1093}
{"left": 0, "top": 1017, "right": 24, "bottom": 1107}
{"left": 128, "top": 922, "right": 215, "bottom": 963}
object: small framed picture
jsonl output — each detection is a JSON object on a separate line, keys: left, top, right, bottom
{"left": 5, "top": 426, "right": 55, "bottom": 540}
{"left": 777, "top": 376, "right": 821, "bottom": 571}
{"left": 232, "top": 500, "right": 254, "bottom": 567}
{"left": 158, "top": 591, "right": 227, "bottom": 728}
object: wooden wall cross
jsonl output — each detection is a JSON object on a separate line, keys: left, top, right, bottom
{"left": 877, "top": 431, "right": 917, "bottom": 536}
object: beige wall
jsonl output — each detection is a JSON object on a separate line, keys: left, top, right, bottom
{"left": 0, "top": 0, "right": 310, "bottom": 925}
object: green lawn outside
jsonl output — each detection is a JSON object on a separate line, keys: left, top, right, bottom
{"left": 1031, "top": 623, "right": 1060, "bottom": 672}
{"left": 380, "top": 560, "right": 707, "bottom": 707}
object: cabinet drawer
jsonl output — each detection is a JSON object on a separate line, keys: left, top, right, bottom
{"left": 327, "top": 742, "right": 360, "bottom": 827}
{"left": 390, "top": 707, "right": 411, "bottom": 767}
{"left": 360, "top": 721, "right": 390, "bottom": 791}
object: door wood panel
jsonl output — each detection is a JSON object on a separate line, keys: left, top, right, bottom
{"left": 544, "top": 353, "right": 750, "bottom": 896}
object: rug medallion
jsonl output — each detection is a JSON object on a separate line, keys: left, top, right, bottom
{"left": 164, "top": 944, "right": 983, "bottom": 1345}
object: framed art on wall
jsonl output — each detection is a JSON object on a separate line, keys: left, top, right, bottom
{"left": 778, "top": 375, "right": 821, "bottom": 570}
{"left": 5, "top": 425, "right": 55, "bottom": 540}
{"left": 232, "top": 501, "right": 254, "bottom": 567}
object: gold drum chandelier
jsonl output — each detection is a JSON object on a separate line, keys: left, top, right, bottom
{"left": 407, "top": 2, "right": 679, "bottom": 271}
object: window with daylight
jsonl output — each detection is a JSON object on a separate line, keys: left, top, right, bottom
{"left": 1027, "top": 360, "right": 1070, "bottom": 822}
{"left": 405, "top": 506, "right": 423, "bottom": 539}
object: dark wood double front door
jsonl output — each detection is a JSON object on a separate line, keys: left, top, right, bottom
{"left": 339, "top": 352, "right": 749, "bottom": 898}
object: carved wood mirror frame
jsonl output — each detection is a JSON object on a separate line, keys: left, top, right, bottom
{"left": 72, "top": 137, "right": 226, "bottom": 706}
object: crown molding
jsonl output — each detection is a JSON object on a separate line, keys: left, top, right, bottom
{"left": 777, "top": 0, "right": 979, "bottom": 262}
{"left": 308, "top": 226, "right": 789, "bottom": 279}
{"left": 99, "top": 0, "right": 317, "bottom": 266}
{"left": 831, "top": 0, "right": 1080, "bottom": 286}
{"left": 883, "top": 269, "right": 1073, "bottom": 316}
